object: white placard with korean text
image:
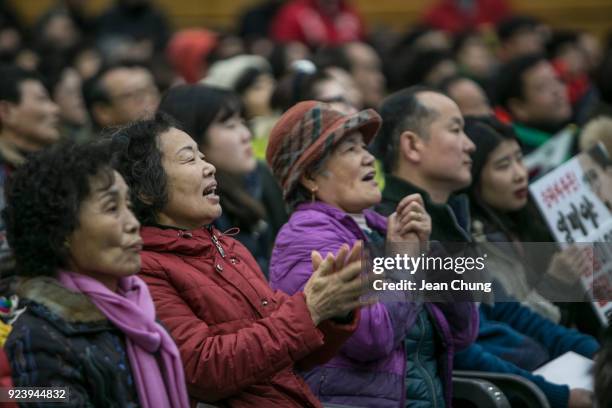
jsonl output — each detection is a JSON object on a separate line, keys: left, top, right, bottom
{"left": 530, "top": 144, "right": 612, "bottom": 325}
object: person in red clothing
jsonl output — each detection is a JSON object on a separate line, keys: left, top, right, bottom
{"left": 0, "top": 348, "right": 17, "bottom": 408}
{"left": 423, "top": 0, "right": 510, "bottom": 33}
{"left": 271, "top": 0, "right": 364, "bottom": 48}
{"left": 110, "top": 112, "right": 368, "bottom": 407}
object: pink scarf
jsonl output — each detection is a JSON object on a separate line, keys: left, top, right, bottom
{"left": 58, "top": 271, "right": 190, "bottom": 408}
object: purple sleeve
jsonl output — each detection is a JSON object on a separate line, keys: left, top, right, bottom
{"left": 274, "top": 257, "right": 419, "bottom": 362}
{"left": 340, "top": 301, "right": 420, "bottom": 362}
{"left": 433, "top": 301, "right": 479, "bottom": 351}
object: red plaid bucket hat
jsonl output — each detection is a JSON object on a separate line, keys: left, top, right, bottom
{"left": 266, "top": 100, "right": 382, "bottom": 198}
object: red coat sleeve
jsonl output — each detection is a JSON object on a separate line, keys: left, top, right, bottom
{"left": 141, "top": 262, "right": 327, "bottom": 402}
{"left": 272, "top": 290, "right": 360, "bottom": 370}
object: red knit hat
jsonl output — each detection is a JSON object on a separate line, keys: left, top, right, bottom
{"left": 266, "top": 101, "right": 382, "bottom": 197}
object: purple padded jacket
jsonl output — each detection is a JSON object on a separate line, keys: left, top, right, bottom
{"left": 269, "top": 202, "right": 479, "bottom": 408}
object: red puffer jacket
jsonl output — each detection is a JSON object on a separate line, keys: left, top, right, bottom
{"left": 139, "top": 225, "right": 359, "bottom": 407}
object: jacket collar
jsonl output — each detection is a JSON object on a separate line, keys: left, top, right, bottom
{"left": 382, "top": 174, "right": 471, "bottom": 242}
{"left": 0, "top": 138, "right": 27, "bottom": 169}
{"left": 294, "top": 201, "right": 387, "bottom": 234}
{"left": 140, "top": 224, "right": 219, "bottom": 257}
{"left": 18, "top": 276, "right": 106, "bottom": 323}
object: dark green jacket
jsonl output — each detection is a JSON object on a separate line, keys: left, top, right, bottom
{"left": 376, "top": 175, "right": 472, "bottom": 243}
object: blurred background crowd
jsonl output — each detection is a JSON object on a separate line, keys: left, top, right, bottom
{"left": 0, "top": 0, "right": 610, "bottom": 407}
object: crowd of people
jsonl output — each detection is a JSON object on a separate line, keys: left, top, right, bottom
{"left": 0, "top": 0, "right": 611, "bottom": 407}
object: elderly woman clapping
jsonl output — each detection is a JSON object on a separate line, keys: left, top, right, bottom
{"left": 267, "top": 101, "right": 478, "bottom": 408}
{"left": 110, "top": 113, "right": 370, "bottom": 407}
{"left": 3, "top": 141, "right": 189, "bottom": 407}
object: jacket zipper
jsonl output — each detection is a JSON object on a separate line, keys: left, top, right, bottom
{"left": 415, "top": 312, "right": 438, "bottom": 408}
{"left": 208, "top": 227, "right": 226, "bottom": 258}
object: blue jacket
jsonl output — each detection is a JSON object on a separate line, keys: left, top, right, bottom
{"left": 454, "top": 299, "right": 599, "bottom": 408}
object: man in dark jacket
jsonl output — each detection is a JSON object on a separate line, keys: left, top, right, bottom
{"left": 495, "top": 54, "right": 573, "bottom": 154}
{"left": 0, "top": 65, "right": 60, "bottom": 294}
{"left": 82, "top": 63, "right": 159, "bottom": 132}
{"left": 376, "top": 86, "right": 598, "bottom": 408}
{"left": 374, "top": 86, "right": 474, "bottom": 242}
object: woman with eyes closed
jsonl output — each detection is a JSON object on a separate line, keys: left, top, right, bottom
{"left": 158, "top": 84, "right": 286, "bottom": 276}
{"left": 110, "top": 112, "right": 370, "bottom": 407}
{"left": 3, "top": 141, "right": 189, "bottom": 408}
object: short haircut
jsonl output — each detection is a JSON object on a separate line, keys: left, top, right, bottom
{"left": 313, "top": 46, "right": 352, "bottom": 72}
{"left": 452, "top": 30, "right": 481, "bottom": 56}
{"left": 496, "top": 15, "right": 539, "bottom": 43}
{"left": 158, "top": 84, "right": 242, "bottom": 147}
{"left": 109, "top": 112, "right": 175, "bottom": 226}
{"left": 438, "top": 74, "right": 470, "bottom": 96}
{"left": 395, "top": 49, "right": 454, "bottom": 89}
{"left": 82, "top": 65, "right": 114, "bottom": 114}
{"left": 494, "top": 53, "right": 546, "bottom": 109}
{"left": 0, "top": 64, "right": 43, "bottom": 103}
{"left": 4, "top": 141, "right": 114, "bottom": 277}
{"left": 234, "top": 66, "right": 269, "bottom": 95}
{"left": 375, "top": 86, "right": 441, "bottom": 174}
{"left": 545, "top": 30, "right": 579, "bottom": 59}
{"left": 395, "top": 25, "right": 440, "bottom": 52}
{"left": 270, "top": 69, "right": 334, "bottom": 113}
{"left": 82, "top": 62, "right": 152, "bottom": 127}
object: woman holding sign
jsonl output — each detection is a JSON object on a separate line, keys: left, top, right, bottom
{"left": 464, "top": 115, "right": 593, "bottom": 322}
{"left": 267, "top": 101, "right": 479, "bottom": 408}
{"left": 462, "top": 115, "right": 599, "bottom": 408}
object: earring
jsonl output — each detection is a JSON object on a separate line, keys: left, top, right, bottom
{"left": 310, "top": 187, "right": 317, "bottom": 203}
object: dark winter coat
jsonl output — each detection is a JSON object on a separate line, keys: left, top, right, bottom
{"left": 5, "top": 277, "right": 140, "bottom": 408}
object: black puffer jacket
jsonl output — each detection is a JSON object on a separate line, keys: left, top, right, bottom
{"left": 5, "top": 277, "right": 140, "bottom": 408}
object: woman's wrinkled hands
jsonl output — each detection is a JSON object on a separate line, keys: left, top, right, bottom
{"left": 303, "top": 241, "right": 375, "bottom": 326}
{"left": 387, "top": 193, "right": 431, "bottom": 254}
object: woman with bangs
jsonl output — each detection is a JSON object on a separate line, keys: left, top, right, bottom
{"left": 158, "top": 84, "right": 286, "bottom": 275}
{"left": 110, "top": 113, "right": 371, "bottom": 407}
{"left": 3, "top": 141, "right": 189, "bottom": 408}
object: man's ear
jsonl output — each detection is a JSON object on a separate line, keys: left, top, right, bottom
{"left": 399, "top": 130, "right": 423, "bottom": 164}
{"left": 508, "top": 97, "right": 528, "bottom": 122}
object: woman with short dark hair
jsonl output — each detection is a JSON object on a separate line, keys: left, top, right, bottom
{"left": 158, "top": 84, "right": 286, "bottom": 275}
{"left": 3, "top": 141, "right": 189, "bottom": 408}
{"left": 110, "top": 112, "right": 368, "bottom": 407}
